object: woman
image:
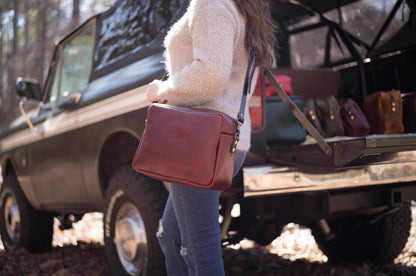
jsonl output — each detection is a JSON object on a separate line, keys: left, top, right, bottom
{"left": 146, "top": 0, "right": 275, "bottom": 274}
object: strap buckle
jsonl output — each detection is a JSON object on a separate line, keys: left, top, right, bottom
{"left": 230, "top": 130, "right": 240, "bottom": 153}
{"left": 237, "top": 113, "right": 244, "bottom": 125}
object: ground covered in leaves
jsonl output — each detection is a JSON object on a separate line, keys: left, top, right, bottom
{"left": 1, "top": 209, "right": 416, "bottom": 275}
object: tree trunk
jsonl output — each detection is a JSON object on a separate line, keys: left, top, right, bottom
{"left": 72, "top": 0, "right": 80, "bottom": 29}
{"left": 12, "top": 0, "right": 18, "bottom": 56}
{"left": 1, "top": 1, "right": 21, "bottom": 129}
{"left": 6, "top": 0, "right": 19, "bottom": 87}
{"left": 0, "top": 8, "right": 3, "bottom": 92}
{"left": 36, "top": 0, "right": 48, "bottom": 83}
{"left": 24, "top": 0, "right": 29, "bottom": 48}
{"left": 0, "top": 9, "right": 4, "bottom": 126}
{"left": 7, "top": 0, "right": 19, "bottom": 86}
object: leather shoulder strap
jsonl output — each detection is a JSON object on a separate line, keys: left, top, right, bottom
{"left": 237, "top": 51, "right": 257, "bottom": 125}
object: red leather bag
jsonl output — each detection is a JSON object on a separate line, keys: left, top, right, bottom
{"left": 132, "top": 52, "right": 257, "bottom": 190}
{"left": 132, "top": 105, "right": 238, "bottom": 190}
{"left": 249, "top": 72, "right": 293, "bottom": 130}
{"left": 338, "top": 98, "right": 370, "bottom": 137}
{"left": 264, "top": 74, "right": 294, "bottom": 96}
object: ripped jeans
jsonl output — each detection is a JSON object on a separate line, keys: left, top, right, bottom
{"left": 157, "top": 151, "right": 246, "bottom": 276}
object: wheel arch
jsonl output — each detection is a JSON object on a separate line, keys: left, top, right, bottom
{"left": 0, "top": 166, "right": 54, "bottom": 252}
{"left": 98, "top": 129, "right": 141, "bottom": 194}
{"left": 1, "top": 156, "right": 17, "bottom": 188}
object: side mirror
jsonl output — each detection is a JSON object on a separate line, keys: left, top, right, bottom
{"left": 16, "top": 78, "right": 42, "bottom": 101}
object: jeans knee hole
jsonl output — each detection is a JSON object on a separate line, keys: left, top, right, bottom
{"left": 156, "top": 220, "right": 164, "bottom": 238}
{"left": 180, "top": 246, "right": 187, "bottom": 256}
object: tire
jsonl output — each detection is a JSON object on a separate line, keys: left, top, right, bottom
{"left": 0, "top": 174, "right": 54, "bottom": 253}
{"left": 235, "top": 198, "right": 283, "bottom": 246}
{"left": 312, "top": 203, "right": 411, "bottom": 264}
{"left": 245, "top": 223, "right": 282, "bottom": 246}
{"left": 104, "top": 166, "right": 168, "bottom": 276}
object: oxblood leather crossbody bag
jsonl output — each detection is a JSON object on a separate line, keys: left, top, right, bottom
{"left": 131, "top": 52, "right": 257, "bottom": 191}
{"left": 338, "top": 98, "right": 370, "bottom": 137}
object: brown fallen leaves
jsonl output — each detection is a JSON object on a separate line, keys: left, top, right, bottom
{"left": 1, "top": 210, "right": 416, "bottom": 275}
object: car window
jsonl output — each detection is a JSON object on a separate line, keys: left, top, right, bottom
{"left": 60, "top": 23, "right": 95, "bottom": 97}
{"left": 49, "top": 58, "right": 61, "bottom": 103}
{"left": 93, "top": 0, "right": 188, "bottom": 70}
{"left": 289, "top": 0, "right": 410, "bottom": 68}
{"left": 47, "top": 22, "right": 95, "bottom": 104}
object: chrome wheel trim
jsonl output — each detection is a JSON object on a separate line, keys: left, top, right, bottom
{"left": 114, "top": 202, "right": 147, "bottom": 275}
{"left": 4, "top": 192, "right": 21, "bottom": 242}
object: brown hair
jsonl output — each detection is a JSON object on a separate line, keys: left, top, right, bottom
{"left": 233, "top": 0, "right": 276, "bottom": 68}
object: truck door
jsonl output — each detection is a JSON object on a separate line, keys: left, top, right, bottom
{"left": 27, "top": 22, "right": 95, "bottom": 209}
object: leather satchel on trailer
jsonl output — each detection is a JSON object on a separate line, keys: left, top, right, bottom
{"left": 264, "top": 68, "right": 333, "bottom": 156}
{"left": 315, "top": 96, "right": 345, "bottom": 137}
{"left": 304, "top": 98, "right": 325, "bottom": 137}
{"left": 131, "top": 52, "right": 257, "bottom": 191}
{"left": 402, "top": 92, "right": 416, "bottom": 133}
{"left": 266, "top": 95, "right": 307, "bottom": 146}
{"left": 338, "top": 98, "right": 370, "bottom": 137}
{"left": 263, "top": 74, "right": 294, "bottom": 96}
{"left": 363, "top": 89, "right": 404, "bottom": 134}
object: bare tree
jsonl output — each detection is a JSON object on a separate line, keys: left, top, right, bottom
{"left": 1, "top": 0, "right": 20, "bottom": 127}
{"left": 35, "top": 0, "right": 48, "bottom": 84}
{"left": 24, "top": 0, "right": 29, "bottom": 48}
{"left": 0, "top": 7, "right": 3, "bottom": 114}
{"left": 0, "top": 0, "right": 108, "bottom": 129}
{"left": 72, "top": 0, "right": 80, "bottom": 29}
{"left": 11, "top": 0, "right": 17, "bottom": 55}
{"left": 6, "top": 0, "right": 18, "bottom": 90}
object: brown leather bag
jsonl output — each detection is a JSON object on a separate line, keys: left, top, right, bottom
{"left": 315, "top": 96, "right": 344, "bottom": 137}
{"left": 363, "top": 90, "right": 404, "bottom": 134}
{"left": 131, "top": 52, "right": 257, "bottom": 190}
{"left": 304, "top": 98, "right": 325, "bottom": 137}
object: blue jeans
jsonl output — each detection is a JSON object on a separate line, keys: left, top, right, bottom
{"left": 157, "top": 151, "right": 246, "bottom": 276}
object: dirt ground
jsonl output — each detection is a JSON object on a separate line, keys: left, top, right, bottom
{"left": 1, "top": 209, "right": 416, "bottom": 276}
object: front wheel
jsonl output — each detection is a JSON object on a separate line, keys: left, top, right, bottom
{"left": 312, "top": 203, "right": 412, "bottom": 264}
{"left": 104, "top": 166, "right": 168, "bottom": 276}
{"left": 0, "top": 174, "right": 53, "bottom": 252}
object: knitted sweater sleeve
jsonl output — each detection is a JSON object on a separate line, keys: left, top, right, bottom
{"left": 157, "top": 0, "right": 239, "bottom": 106}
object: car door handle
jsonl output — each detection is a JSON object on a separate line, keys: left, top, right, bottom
{"left": 59, "top": 93, "right": 83, "bottom": 108}
{"left": 66, "top": 93, "right": 82, "bottom": 104}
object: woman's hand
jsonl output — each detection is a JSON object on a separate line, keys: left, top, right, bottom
{"left": 146, "top": 80, "right": 163, "bottom": 103}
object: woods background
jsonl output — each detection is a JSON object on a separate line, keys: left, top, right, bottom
{"left": 0, "top": 0, "right": 406, "bottom": 130}
{"left": 0, "top": 0, "right": 114, "bottom": 129}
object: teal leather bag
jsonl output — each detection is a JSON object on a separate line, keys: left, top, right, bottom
{"left": 266, "top": 95, "right": 307, "bottom": 146}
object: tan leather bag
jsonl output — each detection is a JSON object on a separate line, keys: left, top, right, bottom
{"left": 363, "top": 90, "right": 404, "bottom": 134}
{"left": 131, "top": 52, "right": 257, "bottom": 190}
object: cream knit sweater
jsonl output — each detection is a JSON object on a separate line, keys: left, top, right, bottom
{"left": 157, "top": 0, "right": 256, "bottom": 151}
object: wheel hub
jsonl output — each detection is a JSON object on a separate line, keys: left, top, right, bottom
{"left": 114, "top": 203, "right": 147, "bottom": 275}
{"left": 3, "top": 193, "right": 21, "bottom": 242}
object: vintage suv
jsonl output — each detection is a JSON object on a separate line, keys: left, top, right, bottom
{"left": 1, "top": 0, "right": 416, "bottom": 275}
